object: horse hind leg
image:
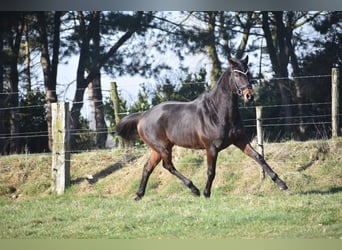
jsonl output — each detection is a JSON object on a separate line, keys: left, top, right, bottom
{"left": 161, "top": 148, "right": 200, "bottom": 197}
{"left": 135, "top": 150, "right": 161, "bottom": 201}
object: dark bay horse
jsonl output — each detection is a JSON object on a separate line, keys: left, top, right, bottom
{"left": 116, "top": 56, "right": 288, "bottom": 201}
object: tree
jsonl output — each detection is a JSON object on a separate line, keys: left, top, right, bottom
{"left": 85, "top": 11, "right": 107, "bottom": 148}
{"left": 129, "top": 69, "right": 208, "bottom": 112}
{"left": 260, "top": 11, "right": 321, "bottom": 138}
{"left": 67, "top": 11, "right": 153, "bottom": 149}
{"left": 161, "top": 11, "right": 256, "bottom": 88}
{"left": 299, "top": 11, "right": 342, "bottom": 137}
{"left": 0, "top": 15, "right": 6, "bottom": 154}
{"left": 19, "top": 89, "right": 48, "bottom": 153}
{"left": 37, "top": 11, "right": 62, "bottom": 151}
{"left": 1, "top": 12, "right": 24, "bottom": 153}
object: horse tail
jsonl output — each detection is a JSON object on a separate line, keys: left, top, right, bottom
{"left": 115, "top": 112, "right": 142, "bottom": 141}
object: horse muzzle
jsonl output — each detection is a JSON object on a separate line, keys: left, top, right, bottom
{"left": 242, "top": 88, "right": 254, "bottom": 103}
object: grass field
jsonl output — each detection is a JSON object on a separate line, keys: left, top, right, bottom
{"left": 0, "top": 139, "right": 341, "bottom": 239}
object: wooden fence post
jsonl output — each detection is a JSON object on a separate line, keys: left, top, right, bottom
{"left": 256, "top": 106, "right": 264, "bottom": 157}
{"left": 332, "top": 67, "right": 340, "bottom": 138}
{"left": 110, "top": 82, "right": 121, "bottom": 125}
{"left": 51, "top": 102, "right": 70, "bottom": 195}
{"left": 256, "top": 106, "right": 265, "bottom": 180}
{"left": 110, "top": 82, "right": 124, "bottom": 148}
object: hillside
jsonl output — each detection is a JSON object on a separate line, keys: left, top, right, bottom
{"left": 1, "top": 139, "right": 342, "bottom": 200}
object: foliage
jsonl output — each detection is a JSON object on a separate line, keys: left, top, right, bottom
{"left": 72, "top": 117, "right": 97, "bottom": 151}
{"left": 18, "top": 88, "right": 49, "bottom": 153}
{"left": 129, "top": 68, "right": 208, "bottom": 113}
{"left": 103, "top": 95, "right": 128, "bottom": 134}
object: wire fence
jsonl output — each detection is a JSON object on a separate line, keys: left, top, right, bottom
{"left": 0, "top": 71, "right": 341, "bottom": 156}
{"left": 0, "top": 101, "right": 340, "bottom": 150}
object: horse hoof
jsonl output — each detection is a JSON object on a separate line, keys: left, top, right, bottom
{"left": 191, "top": 188, "right": 201, "bottom": 197}
{"left": 134, "top": 195, "right": 142, "bottom": 201}
{"left": 275, "top": 178, "right": 288, "bottom": 191}
{"left": 203, "top": 190, "right": 211, "bottom": 198}
{"left": 204, "top": 193, "right": 211, "bottom": 198}
{"left": 278, "top": 183, "right": 288, "bottom": 191}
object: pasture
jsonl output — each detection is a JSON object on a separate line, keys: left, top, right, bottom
{"left": 0, "top": 139, "right": 342, "bottom": 239}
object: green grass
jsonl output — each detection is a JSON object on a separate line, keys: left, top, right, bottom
{"left": 0, "top": 139, "right": 342, "bottom": 239}
{"left": 0, "top": 192, "right": 341, "bottom": 239}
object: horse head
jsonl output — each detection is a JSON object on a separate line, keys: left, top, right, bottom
{"left": 228, "top": 55, "right": 254, "bottom": 103}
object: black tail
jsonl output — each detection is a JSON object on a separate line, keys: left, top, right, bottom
{"left": 115, "top": 113, "right": 142, "bottom": 141}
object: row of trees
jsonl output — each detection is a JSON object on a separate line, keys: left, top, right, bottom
{"left": 0, "top": 11, "right": 341, "bottom": 154}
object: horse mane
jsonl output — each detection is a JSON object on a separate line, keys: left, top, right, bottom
{"left": 201, "top": 69, "right": 233, "bottom": 105}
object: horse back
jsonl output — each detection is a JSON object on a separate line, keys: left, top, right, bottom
{"left": 138, "top": 100, "right": 221, "bottom": 149}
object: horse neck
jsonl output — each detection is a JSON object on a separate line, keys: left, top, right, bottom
{"left": 209, "top": 70, "right": 240, "bottom": 122}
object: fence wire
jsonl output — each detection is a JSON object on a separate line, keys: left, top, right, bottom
{"left": 0, "top": 71, "right": 340, "bottom": 155}
{"left": 0, "top": 102, "right": 341, "bottom": 141}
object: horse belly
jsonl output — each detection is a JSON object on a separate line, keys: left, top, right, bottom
{"left": 166, "top": 119, "right": 205, "bottom": 149}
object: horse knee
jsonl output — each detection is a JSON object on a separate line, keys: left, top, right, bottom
{"left": 142, "top": 163, "right": 155, "bottom": 177}
{"left": 256, "top": 154, "right": 264, "bottom": 163}
{"left": 162, "top": 160, "right": 172, "bottom": 171}
{"left": 253, "top": 151, "right": 266, "bottom": 164}
{"left": 207, "top": 169, "right": 216, "bottom": 180}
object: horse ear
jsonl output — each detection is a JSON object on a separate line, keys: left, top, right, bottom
{"left": 242, "top": 55, "right": 249, "bottom": 65}
{"left": 228, "top": 57, "right": 238, "bottom": 67}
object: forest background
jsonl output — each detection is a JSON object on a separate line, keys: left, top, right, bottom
{"left": 0, "top": 11, "right": 341, "bottom": 154}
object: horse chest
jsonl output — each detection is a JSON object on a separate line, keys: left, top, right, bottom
{"left": 227, "top": 125, "right": 243, "bottom": 138}
{"left": 211, "top": 123, "right": 243, "bottom": 149}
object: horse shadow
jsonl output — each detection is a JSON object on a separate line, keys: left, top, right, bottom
{"left": 301, "top": 186, "right": 342, "bottom": 195}
{"left": 71, "top": 154, "right": 137, "bottom": 185}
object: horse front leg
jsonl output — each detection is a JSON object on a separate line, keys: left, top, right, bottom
{"left": 203, "top": 147, "right": 218, "bottom": 198}
{"left": 234, "top": 138, "right": 288, "bottom": 191}
{"left": 161, "top": 147, "right": 200, "bottom": 197}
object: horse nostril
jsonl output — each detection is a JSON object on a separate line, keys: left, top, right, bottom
{"left": 246, "top": 94, "right": 254, "bottom": 101}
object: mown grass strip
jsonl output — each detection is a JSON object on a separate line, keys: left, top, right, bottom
{"left": 1, "top": 192, "right": 341, "bottom": 239}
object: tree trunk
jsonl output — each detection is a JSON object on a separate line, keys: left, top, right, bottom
{"left": 218, "top": 11, "right": 231, "bottom": 59}
{"left": 9, "top": 57, "right": 20, "bottom": 154}
{"left": 37, "top": 11, "right": 60, "bottom": 151}
{"left": 88, "top": 11, "right": 107, "bottom": 148}
{"left": 69, "top": 11, "right": 91, "bottom": 149}
{"left": 24, "top": 23, "right": 32, "bottom": 92}
{"left": 0, "top": 26, "right": 5, "bottom": 154}
{"left": 206, "top": 12, "right": 222, "bottom": 88}
{"left": 286, "top": 12, "right": 305, "bottom": 137}
{"left": 88, "top": 74, "right": 107, "bottom": 148}
{"left": 0, "top": 23, "right": 5, "bottom": 155}
{"left": 236, "top": 12, "right": 253, "bottom": 59}
{"left": 8, "top": 16, "right": 23, "bottom": 154}
{"left": 262, "top": 11, "right": 292, "bottom": 133}
{"left": 70, "top": 12, "right": 143, "bottom": 148}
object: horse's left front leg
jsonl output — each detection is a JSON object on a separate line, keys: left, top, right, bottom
{"left": 203, "top": 147, "right": 218, "bottom": 198}
{"left": 234, "top": 137, "right": 288, "bottom": 191}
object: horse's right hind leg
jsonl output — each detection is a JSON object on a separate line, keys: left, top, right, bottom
{"left": 135, "top": 150, "right": 161, "bottom": 201}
